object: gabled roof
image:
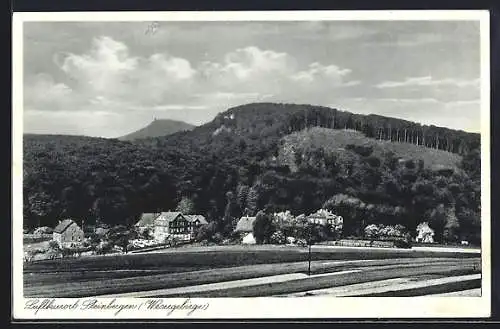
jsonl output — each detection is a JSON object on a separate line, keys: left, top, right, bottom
{"left": 185, "top": 215, "right": 208, "bottom": 225}
{"left": 135, "top": 212, "right": 161, "bottom": 227}
{"left": 235, "top": 216, "right": 256, "bottom": 232}
{"left": 161, "top": 211, "right": 183, "bottom": 221}
{"left": 308, "top": 209, "right": 336, "bottom": 218}
{"left": 54, "top": 219, "right": 79, "bottom": 234}
{"left": 154, "top": 211, "right": 185, "bottom": 225}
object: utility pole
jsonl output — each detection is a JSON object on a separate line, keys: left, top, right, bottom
{"left": 308, "top": 225, "right": 312, "bottom": 276}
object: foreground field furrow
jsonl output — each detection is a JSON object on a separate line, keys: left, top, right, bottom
{"left": 23, "top": 257, "right": 472, "bottom": 297}
{"left": 351, "top": 278, "right": 481, "bottom": 297}
{"left": 101, "top": 270, "right": 364, "bottom": 298}
{"left": 427, "top": 288, "right": 482, "bottom": 296}
{"left": 277, "top": 274, "right": 481, "bottom": 297}
{"left": 23, "top": 268, "right": 200, "bottom": 286}
{"left": 151, "top": 263, "right": 479, "bottom": 297}
{"left": 23, "top": 257, "right": 456, "bottom": 289}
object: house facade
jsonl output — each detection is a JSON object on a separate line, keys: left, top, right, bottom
{"left": 307, "top": 209, "right": 343, "bottom": 226}
{"left": 234, "top": 216, "right": 257, "bottom": 245}
{"left": 416, "top": 222, "right": 435, "bottom": 243}
{"left": 53, "top": 219, "right": 85, "bottom": 247}
{"left": 152, "top": 212, "right": 208, "bottom": 242}
{"left": 185, "top": 215, "right": 208, "bottom": 237}
{"left": 235, "top": 216, "right": 257, "bottom": 233}
{"left": 135, "top": 212, "right": 160, "bottom": 238}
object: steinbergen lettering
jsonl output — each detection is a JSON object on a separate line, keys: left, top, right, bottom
{"left": 80, "top": 298, "right": 139, "bottom": 315}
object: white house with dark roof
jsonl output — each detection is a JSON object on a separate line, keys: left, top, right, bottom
{"left": 150, "top": 212, "right": 208, "bottom": 242}
{"left": 52, "top": 219, "right": 85, "bottom": 247}
{"left": 185, "top": 214, "right": 208, "bottom": 226}
{"left": 307, "top": 209, "right": 343, "bottom": 227}
{"left": 234, "top": 216, "right": 257, "bottom": 245}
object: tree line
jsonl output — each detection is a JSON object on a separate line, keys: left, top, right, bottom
{"left": 23, "top": 103, "right": 481, "bottom": 245}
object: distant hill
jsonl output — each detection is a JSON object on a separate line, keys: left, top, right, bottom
{"left": 118, "top": 119, "right": 195, "bottom": 141}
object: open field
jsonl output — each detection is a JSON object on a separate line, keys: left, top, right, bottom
{"left": 280, "top": 128, "right": 462, "bottom": 171}
{"left": 24, "top": 245, "right": 481, "bottom": 298}
{"left": 24, "top": 244, "right": 479, "bottom": 273}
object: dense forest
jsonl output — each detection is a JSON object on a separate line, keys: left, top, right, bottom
{"left": 23, "top": 103, "right": 482, "bottom": 244}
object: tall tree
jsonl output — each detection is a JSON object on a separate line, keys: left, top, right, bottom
{"left": 222, "top": 191, "right": 240, "bottom": 233}
{"left": 252, "top": 210, "right": 275, "bottom": 244}
{"left": 175, "top": 196, "right": 195, "bottom": 214}
{"left": 246, "top": 186, "right": 259, "bottom": 216}
{"left": 443, "top": 203, "right": 460, "bottom": 243}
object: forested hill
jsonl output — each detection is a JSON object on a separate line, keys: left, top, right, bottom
{"left": 118, "top": 119, "right": 194, "bottom": 141}
{"left": 23, "top": 102, "right": 481, "bottom": 244}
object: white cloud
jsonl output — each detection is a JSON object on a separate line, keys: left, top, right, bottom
{"left": 25, "top": 37, "right": 359, "bottom": 136}
{"left": 291, "top": 62, "right": 353, "bottom": 86}
{"left": 376, "top": 76, "right": 480, "bottom": 89}
{"left": 148, "top": 54, "right": 196, "bottom": 80}
{"left": 52, "top": 36, "right": 199, "bottom": 106}
{"left": 198, "top": 46, "right": 296, "bottom": 93}
{"left": 58, "top": 36, "right": 138, "bottom": 98}
{"left": 24, "top": 73, "right": 76, "bottom": 111}
{"left": 199, "top": 46, "right": 358, "bottom": 93}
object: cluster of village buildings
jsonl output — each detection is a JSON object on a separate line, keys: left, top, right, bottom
{"left": 31, "top": 211, "right": 459, "bottom": 254}
{"left": 47, "top": 209, "right": 344, "bottom": 248}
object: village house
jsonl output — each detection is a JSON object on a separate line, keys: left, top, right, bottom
{"left": 234, "top": 216, "right": 257, "bottom": 244}
{"left": 151, "top": 211, "right": 208, "bottom": 242}
{"left": 307, "top": 209, "right": 343, "bottom": 226}
{"left": 53, "top": 219, "right": 85, "bottom": 247}
{"left": 185, "top": 214, "right": 209, "bottom": 235}
{"left": 416, "top": 222, "right": 435, "bottom": 243}
{"left": 135, "top": 212, "right": 160, "bottom": 238}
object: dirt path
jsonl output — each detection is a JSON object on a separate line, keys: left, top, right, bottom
{"left": 100, "top": 270, "right": 363, "bottom": 298}
{"left": 426, "top": 288, "right": 482, "bottom": 296}
{"left": 277, "top": 273, "right": 481, "bottom": 297}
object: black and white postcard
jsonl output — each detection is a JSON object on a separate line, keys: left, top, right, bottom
{"left": 12, "top": 10, "right": 491, "bottom": 319}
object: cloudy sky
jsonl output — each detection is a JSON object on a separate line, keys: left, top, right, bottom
{"left": 23, "top": 20, "right": 481, "bottom": 138}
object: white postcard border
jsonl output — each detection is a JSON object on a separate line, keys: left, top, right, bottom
{"left": 12, "top": 10, "right": 491, "bottom": 320}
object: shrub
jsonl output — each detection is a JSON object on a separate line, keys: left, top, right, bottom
{"left": 228, "top": 230, "right": 243, "bottom": 243}
{"left": 364, "top": 156, "right": 381, "bottom": 168}
{"left": 33, "top": 226, "right": 53, "bottom": 235}
{"left": 195, "top": 222, "right": 216, "bottom": 242}
{"left": 364, "top": 224, "right": 380, "bottom": 240}
{"left": 212, "top": 233, "right": 223, "bottom": 244}
{"left": 393, "top": 239, "right": 412, "bottom": 249}
{"left": 348, "top": 144, "right": 374, "bottom": 157}
{"left": 48, "top": 240, "right": 60, "bottom": 251}
{"left": 95, "top": 241, "right": 112, "bottom": 255}
{"left": 405, "top": 159, "right": 416, "bottom": 169}
{"left": 269, "top": 230, "right": 286, "bottom": 245}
